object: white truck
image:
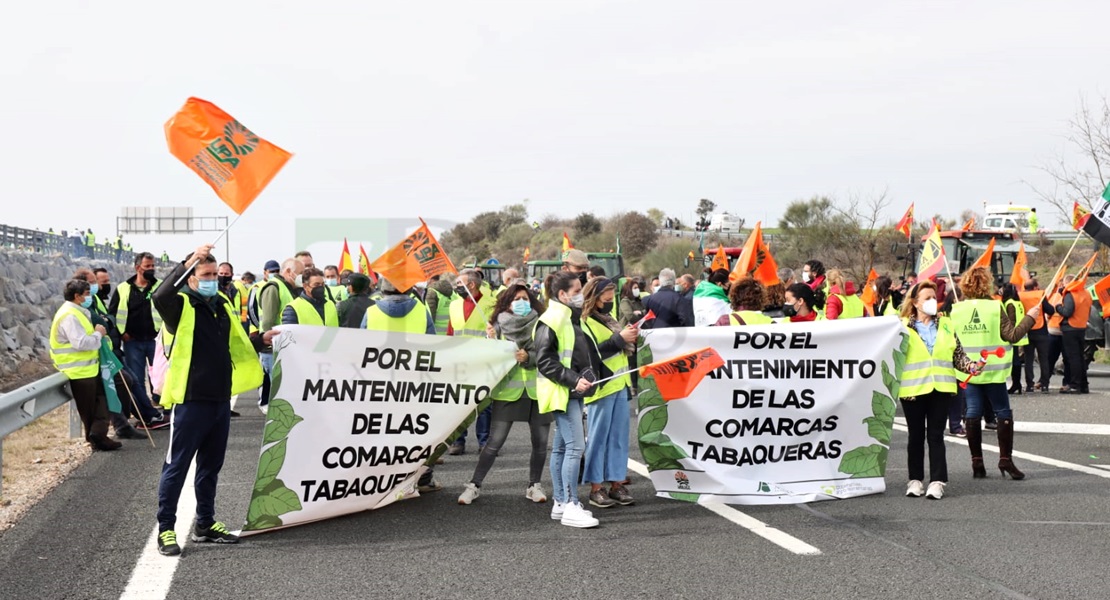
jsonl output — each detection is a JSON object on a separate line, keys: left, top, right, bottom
{"left": 982, "top": 204, "right": 1034, "bottom": 233}
{"left": 707, "top": 212, "right": 742, "bottom": 233}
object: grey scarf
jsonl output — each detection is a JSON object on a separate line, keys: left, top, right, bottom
{"left": 496, "top": 311, "right": 539, "bottom": 349}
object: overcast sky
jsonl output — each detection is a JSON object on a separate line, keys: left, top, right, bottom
{"left": 2, "top": 1, "right": 1109, "bottom": 273}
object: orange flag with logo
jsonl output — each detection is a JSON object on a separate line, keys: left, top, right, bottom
{"left": 970, "top": 237, "right": 995, "bottom": 271}
{"left": 338, "top": 239, "right": 355, "bottom": 273}
{"left": 859, "top": 268, "right": 879, "bottom": 315}
{"left": 1094, "top": 274, "right": 1110, "bottom": 318}
{"left": 1010, "top": 242, "right": 1028, "bottom": 287}
{"left": 710, "top": 246, "right": 729, "bottom": 272}
{"left": 730, "top": 222, "right": 780, "bottom": 286}
{"left": 639, "top": 348, "right": 724, "bottom": 401}
{"left": 370, "top": 219, "right": 457, "bottom": 292}
{"left": 1065, "top": 252, "right": 1098, "bottom": 293}
{"left": 165, "top": 97, "right": 292, "bottom": 214}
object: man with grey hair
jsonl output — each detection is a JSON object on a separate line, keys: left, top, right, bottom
{"left": 642, "top": 268, "right": 690, "bottom": 328}
{"left": 778, "top": 267, "right": 796, "bottom": 288}
{"left": 447, "top": 267, "right": 496, "bottom": 454}
{"left": 256, "top": 257, "right": 304, "bottom": 413}
{"left": 499, "top": 268, "right": 520, "bottom": 296}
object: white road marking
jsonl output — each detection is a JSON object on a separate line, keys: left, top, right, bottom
{"left": 1088, "top": 465, "right": 1110, "bottom": 472}
{"left": 895, "top": 417, "right": 1110, "bottom": 435}
{"left": 627, "top": 458, "right": 821, "bottom": 555}
{"left": 893, "top": 423, "right": 1110, "bottom": 480}
{"left": 119, "top": 460, "right": 197, "bottom": 600}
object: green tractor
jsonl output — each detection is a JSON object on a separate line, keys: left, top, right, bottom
{"left": 525, "top": 252, "right": 625, "bottom": 282}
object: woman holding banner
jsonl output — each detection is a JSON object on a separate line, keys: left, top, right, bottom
{"left": 457, "top": 283, "right": 554, "bottom": 506}
{"left": 580, "top": 278, "right": 639, "bottom": 508}
{"left": 899, "top": 281, "right": 981, "bottom": 499}
{"left": 535, "top": 271, "right": 602, "bottom": 528}
{"left": 950, "top": 266, "right": 1039, "bottom": 480}
{"left": 783, "top": 283, "right": 820, "bottom": 323}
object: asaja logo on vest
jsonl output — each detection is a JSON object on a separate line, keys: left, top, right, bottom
{"left": 962, "top": 308, "right": 988, "bottom": 332}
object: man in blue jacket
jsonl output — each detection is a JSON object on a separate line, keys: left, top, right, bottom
{"left": 642, "top": 268, "right": 691, "bottom": 328}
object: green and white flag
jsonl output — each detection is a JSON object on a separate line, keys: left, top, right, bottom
{"left": 98, "top": 339, "right": 123, "bottom": 414}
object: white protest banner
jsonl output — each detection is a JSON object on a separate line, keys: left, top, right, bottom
{"left": 241, "top": 325, "right": 516, "bottom": 534}
{"left": 637, "top": 317, "right": 906, "bottom": 504}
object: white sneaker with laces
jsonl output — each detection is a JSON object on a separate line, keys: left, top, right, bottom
{"left": 526, "top": 483, "right": 547, "bottom": 503}
{"left": 925, "top": 481, "right": 946, "bottom": 500}
{"left": 560, "top": 501, "right": 599, "bottom": 528}
{"left": 550, "top": 501, "right": 565, "bottom": 520}
{"left": 906, "top": 480, "right": 925, "bottom": 497}
{"left": 458, "top": 482, "right": 480, "bottom": 505}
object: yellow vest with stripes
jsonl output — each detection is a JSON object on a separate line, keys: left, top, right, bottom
{"left": 1004, "top": 299, "right": 1028, "bottom": 347}
{"left": 161, "top": 293, "right": 263, "bottom": 408}
{"left": 949, "top": 299, "right": 1009, "bottom": 384}
{"left": 535, "top": 301, "right": 574, "bottom": 414}
{"left": 831, "top": 293, "right": 865, "bottom": 319}
{"left": 364, "top": 300, "right": 428, "bottom": 333}
{"left": 114, "top": 280, "right": 163, "bottom": 333}
{"left": 899, "top": 317, "right": 958, "bottom": 397}
{"left": 289, "top": 297, "right": 338, "bottom": 327}
{"left": 232, "top": 280, "right": 250, "bottom": 324}
{"left": 582, "top": 314, "right": 629, "bottom": 401}
{"left": 49, "top": 303, "right": 99, "bottom": 379}
{"left": 449, "top": 297, "right": 488, "bottom": 338}
{"left": 429, "top": 288, "right": 454, "bottom": 335}
{"left": 729, "top": 310, "right": 773, "bottom": 325}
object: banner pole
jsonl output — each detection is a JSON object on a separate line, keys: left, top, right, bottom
{"left": 172, "top": 213, "right": 245, "bottom": 287}
{"left": 1039, "top": 228, "right": 1085, "bottom": 303}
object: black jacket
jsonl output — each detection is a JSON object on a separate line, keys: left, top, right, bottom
{"left": 534, "top": 306, "right": 602, "bottom": 401}
{"left": 338, "top": 293, "right": 375, "bottom": 328}
{"left": 642, "top": 286, "right": 691, "bottom": 328}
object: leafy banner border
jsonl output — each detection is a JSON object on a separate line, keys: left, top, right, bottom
{"left": 243, "top": 359, "right": 306, "bottom": 531}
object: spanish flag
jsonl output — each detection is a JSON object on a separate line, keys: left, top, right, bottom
{"left": 710, "top": 246, "right": 729, "bottom": 272}
{"left": 917, "top": 222, "right": 946, "bottom": 280}
{"left": 523, "top": 246, "right": 531, "bottom": 264}
{"left": 370, "top": 219, "right": 457, "bottom": 292}
{"left": 165, "top": 97, "right": 291, "bottom": 214}
{"left": 338, "top": 238, "right": 355, "bottom": 273}
{"left": 358, "top": 244, "right": 372, "bottom": 276}
{"left": 730, "top": 221, "right": 780, "bottom": 286}
{"left": 562, "top": 232, "right": 573, "bottom": 255}
{"left": 895, "top": 203, "right": 914, "bottom": 240}
{"left": 639, "top": 348, "right": 724, "bottom": 402}
{"left": 1073, "top": 201, "right": 1092, "bottom": 230}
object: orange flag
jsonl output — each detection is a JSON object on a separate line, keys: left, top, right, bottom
{"left": 1010, "top": 242, "right": 1028, "bottom": 287}
{"left": 710, "top": 246, "right": 729, "bottom": 272}
{"left": 1065, "top": 253, "right": 1098, "bottom": 292}
{"left": 164, "top": 97, "right": 291, "bottom": 214}
{"left": 895, "top": 203, "right": 914, "bottom": 239}
{"left": 969, "top": 237, "right": 995, "bottom": 271}
{"left": 338, "top": 239, "right": 355, "bottom": 273}
{"left": 859, "top": 268, "right": 879, "bottom": 315}
{"left": 917, "top": 221, "right": 946, "bottom": 280}
{"left": 961, "top": 217, "right": 975, "bottom": 231}
{"left": 370, "top": 219, "right": 457, "bottom": 292}
{"left": 1093, "top": 273, "right": 1110, "bottom": 318}
{"left": 730, "top": 222, "right": 780, "bottom": 285}
{"left": 638, "top": 348, "right": 724, "bottom": 402}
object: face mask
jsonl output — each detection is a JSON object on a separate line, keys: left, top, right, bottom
{"left": 577, "top": 272, "right": 588, "bottom": 285}
{"left": 325, "top": 278, "right": 337, "bottom": 287}
{"left": 98, "top": 284, "right": 111, "bottom": 297}
{"left": 921, "top": 298, "right": 938, "bottom": 316}
{"left": 197, "top": 280, "right": 219, "bottom": 298}
{"left": 600, "top": 301, "right": 614, "bottom": 314}
{"left": 142, "top": 269, "right": 156, "bottom": 282}
{"left": 455, "top": 285, "right": 469, "bottom": 298}
{"left": 632, "top": 287, "right": 640, "bottom": 296}
{"left": 511, "top": 299, "right": 532, "bottom": 316}
{"left": 310, "top": 287, "right": 326, "bottom": 302}
{"left": 782, "top": 303, "right": 797, "bottom": 317}
{"left": 676, "top": 284, "right": 686, "bottom": 294}
{"left": 294, "top": 274, "right": 304, "bottom": 288}
{"left": 88, "top": 283, "right": 99, "bottom": 298}
{"left": 802, "top": 272, "right": 812, "bottom": 283}
{"left": 218, "top": 275, "right": 233, "bottom": 288}
{"left": 80, "top": 295, "right": 93, "bottom": 309}
{"left": 568, "top": 293, "right": 584, "bottom": 308}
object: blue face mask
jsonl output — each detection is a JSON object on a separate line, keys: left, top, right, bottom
{"left": 89, "top": 283, "right": 99, "bottom": 297}
{"left": 80, "top": 295, "right": 93, "bottom": 309}
{"left": 511, "top": 299, "right": 532, "bottom": 316}
{"left": 197, "top": 280, "right": 219, "bottom": 297}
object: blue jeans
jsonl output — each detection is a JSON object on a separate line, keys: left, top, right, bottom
{"left": 122, "top": 340, "right": 162, "bottom": 421}
{"left": 583, "top": 388, "right": 630, "bottom": 484}
{"left": 157, "top": 401, "right": 231, "bottom": 531}
{"left": 259, "top": 352, "right": 274, "bottom": 406}
{"left": 456, "top": 404, "right": 491, "bottom": 447}
{"left": 550, "top": 398, "right": 585, "bottom": 504}
{"left": 964, "top": 382, "right": 1012, "bottom": 421}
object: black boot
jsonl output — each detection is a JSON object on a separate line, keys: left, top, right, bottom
{"left": 966, "top": 419, "right": 986, "bottom": 478}
{"left": 996, "top": 419, "right": 1025, "bottom": 480}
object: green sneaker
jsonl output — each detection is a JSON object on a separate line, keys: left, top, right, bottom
{"left": 157, "top": 530, "right": 181, "bottom": 556}
{"left": 191, "top": 521, "right": 239, "bottom": 544}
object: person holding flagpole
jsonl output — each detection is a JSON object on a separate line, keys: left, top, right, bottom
{"left": 950, "top": 266, "right": 1039, "bottom": 480}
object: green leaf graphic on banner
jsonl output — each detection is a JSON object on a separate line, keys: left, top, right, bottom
{"left": 637, "top": 386, "right": 664, "bottom": 411}
{"left": 642, "top": 441, "right": 688, "bottom": 464}
{"left": 871, "top": 391, "right": 895, "bottom": 423}
{"left": 863, "top": 416, "right": 891, "bottom": 445}
{"left": 668, "top": 492, "right": 700, "bottom": 503}
{"left": 263, "top": 398, "right": 304, "bottom": 444}
{"left": 254, "top": 439, "right": 287, "bottom": 492}
{"left": 837, "top": 444, "right": 888, "bottom": 478}
{"left": 648, "top": 458, "right": 683, "bottom": 471}
{"left": 245, "top": 478, "right": 302, "bottom": 530}
{"left": 881, "top": 361, "right": 896, "bottom": 395}
{"left": 637, "top": 406, "right": 669, "bottom": 438}
{"left": 270, "top": 360, "right": 283, "bottom": 395}
{"left": 894, "top": 332, "right": 909, "bottom": 375}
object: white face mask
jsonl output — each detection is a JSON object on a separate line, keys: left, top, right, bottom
{"left": 567, "top": 292, "right": 584, "bottom": 308}
{"left": 921, "top": 298, "right": 938, "bottom": 316}
{"left": 294, "top": 274, "right": 304, "bottom": 287}
{"left": 802, "top": 272, "right": 812, "bottom": 283}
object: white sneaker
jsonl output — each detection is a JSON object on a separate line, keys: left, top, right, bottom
{"left": 526, "top": 483, "right": 547, "bottom": 503}
{"left": 925, "top": 481, "right": 946, "bottom": 500}
{"left": 550, "top": 501, "right": 565, "bottom": 520}
{"left": 458, "top": 482, "right": 480, "bottom": 505}
{"left": 560, "top": 501, "right": 599, "bottom": 528}
{"left": 258, "top": 403, "right": 268, "bottom": 416}
{"left": 906, "top": 480, "right": 925, "bottom": 497}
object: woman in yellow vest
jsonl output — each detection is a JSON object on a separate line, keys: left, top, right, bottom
{"left": 950, "top": 266, "right": 1039, "bottom": 480}
{"left": 899, "top": 281, "right": 981, "bottom": 499}
{"left": 534, "top": 271, "right": 601, "bottom": 528}
{"left": 579, "top": 278, "right": 639, "bottom": 508}
{"left": 717, "top": 276, "right": 773, "bottom": 325}
{"left": 824, "top": 269, "right": 864, "bottom": 319}
{"left": 281, "top": 268, "right": 338, "bottom": 327}
{"left": 457, "top": 283, "right": 553, "bottom": 506}
{"left": 1000, "top": 284, "right": 1030, "bottom": 395}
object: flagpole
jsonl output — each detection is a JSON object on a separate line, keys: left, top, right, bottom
{"left": 1039, "top": 228, "right": 1085, "bottom": 304}
{"left": 173, "top": 213, "right": 245, "bottom": 287}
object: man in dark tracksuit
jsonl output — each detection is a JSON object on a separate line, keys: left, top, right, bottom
{"left": 152, "top": 245, "right": 273, "bottom": 556}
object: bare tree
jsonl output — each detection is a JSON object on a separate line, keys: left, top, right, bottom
{"left": 1028, "top": 95, "right": 1110, "bottom": 226}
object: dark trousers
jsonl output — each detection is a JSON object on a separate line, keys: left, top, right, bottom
{"left": 68, "top": 376, "right": 110, "bottom": 441}
{"left": 470, "top": 419, "right": 551, "bottom": 487}
{"left": 456, "top": 405, "right": 492, "bottom": 447}
{"left": 948, "top": 385, "right": 965, "bottom": 432}
{"left": 1062, "top": 329, "right": 1088, "bottom": 391}
{"left": 122, "top": 340, "right": 163, "bottom": 421}
{"left": 1010, "top": 346, "right": 1024, "bottom": 386}
{"left": 1047, "top": 334, "right": 1065, "bottom": 387}
{"left": 901, "top": 392, "right": 950, "bottom": 482}
{"left": 157, "top": 401, "right": 231, "bottom": 532}
{"left": 1026, "top": 331, "right": 1050, "bottom": 388}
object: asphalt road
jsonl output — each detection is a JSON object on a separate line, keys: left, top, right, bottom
{"left": 3, "top": 368, "right": 1110, "bottom": 600}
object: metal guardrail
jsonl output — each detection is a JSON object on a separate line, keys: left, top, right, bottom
{"left": 0, "top": 223, "right": 175, "bottom": 267}
{"left": 0, "top": 373, "right": 80, "bottom": 496}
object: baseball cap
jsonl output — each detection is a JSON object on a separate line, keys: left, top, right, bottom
{"left": 264, "top": 260, "right": 280, "bottom": 272}
{"left": 563, "top": 249, "right": 589, "bottom": 268}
